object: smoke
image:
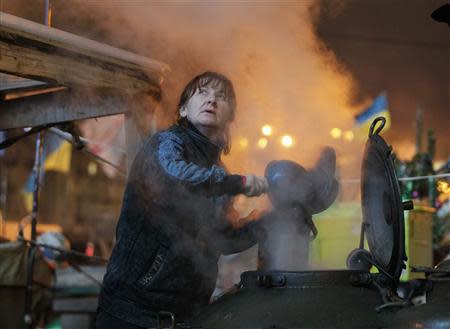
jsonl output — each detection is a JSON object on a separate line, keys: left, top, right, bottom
{"left": 68, "top": 1, "right": 361, "bottom": 175}
{"left": 258, "top": 207, "right": 313, "bottom": 271}
{"left": 59, "top": 1, "right": 364, "bottom": 274}
{"left": 5, "top": 1, "right": 365, "bottom": 274}
{"left": 3, "top": 0, "right": 364, "bottom": 194}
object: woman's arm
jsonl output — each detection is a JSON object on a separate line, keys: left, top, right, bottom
{"left": 156, "top": 131, "right": 245, "bottom": 195}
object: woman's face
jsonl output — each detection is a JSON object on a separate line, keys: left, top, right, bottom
{"left": 180, "top": 83, "right": 233, "bottom": 133}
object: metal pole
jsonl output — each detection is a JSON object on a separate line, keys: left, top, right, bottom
{"left": 29, "top": 0, "right": 52, "bottom": 241}
{"left": 23, "top": 131, "right": 45, "bottom": 329}
{"left": 30, "top": 134, "right": 44, "bottom": 241}
{"left": 415, "top": 108, "right": 423, "bottom": 154}
{"left": 0, "top": 132, "right": 6, "bottom": 237}
{"left": 44, "top": 0, "right": 52, "bottom": 27}
{"left": 48, "top": 127, "right": 126, "bottom": 177}
{"left": 24, "top": 2, "right": 51, "bottom": 327}
{"left": 0, "top": 159, "right": 6, "bottom": 237}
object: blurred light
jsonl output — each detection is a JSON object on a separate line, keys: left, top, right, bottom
{"left": 257, "top": 137, "right": 268, "bottom": 149}
{"left": 85, "top": 242, "right": 95, "bottom": 257}
{"left": 437, "top": 180, "right": 450, "bottom": 194}
{"left": 281, "top": 135, "right": 293, "bottom": 148}
{"left": 437, "top": 180, "right": 450, "bottom": 203}
{"left": 238, "top": 138, "right": 249, "bottom": 149}
{"left": 343, "top": 130, "right": 354, "bottom": 142}
{"left": 261, "top": 125, "right": 273, "bottom": 136}
{"left": 330, "top": 128, "right": 342, "bottom": 139}
{"left": 87, "top": 162, "right": 97, "bottom": 176}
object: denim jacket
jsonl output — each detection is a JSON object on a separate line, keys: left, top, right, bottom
{"left": 98, "top": 121, "right": 258, "bottom": 327}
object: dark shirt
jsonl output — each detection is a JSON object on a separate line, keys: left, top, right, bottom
{"left": 98, "top": 121, "right": 257, "bottom": 327}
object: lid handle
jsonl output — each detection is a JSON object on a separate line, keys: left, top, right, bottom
{"left": 369, "top": 117, "right": 386, "bottom": 137}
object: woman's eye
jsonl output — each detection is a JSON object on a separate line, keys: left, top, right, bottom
{"left": 199, "top": 88, "right": 208, "bottom": 95}
{"left": 216, "top": 93, "right": 226, "bottom": 100}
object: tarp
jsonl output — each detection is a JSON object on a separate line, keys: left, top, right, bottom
{"left": 0, "top": 241, "right": 54, "bottom": 328}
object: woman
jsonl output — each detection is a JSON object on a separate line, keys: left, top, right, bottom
{"left": 96, "top": 72, "right": 268, "bottom": 328}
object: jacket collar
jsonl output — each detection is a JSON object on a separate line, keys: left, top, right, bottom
{"left": 177, "top": 119, "right": 223, "bottom": 160}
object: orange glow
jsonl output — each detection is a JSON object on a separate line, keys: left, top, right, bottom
{"left": 343, "top": 130, "right": 354, "bottom": 142}
{"left": 257, "top": 137, "right": 268, "bottom": 149}
{"left": 238, "top": 138, "right": 249, "bottom": 149}
{"left": 330, "top": 128, "right": 342, "bottom": 139}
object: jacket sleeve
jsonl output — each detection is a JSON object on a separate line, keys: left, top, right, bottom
{"left": 156, "top": 131, "right": 245, "bottom": 195}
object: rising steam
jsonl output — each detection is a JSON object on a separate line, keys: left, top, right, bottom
{"left": 71, "top": 1, "right": 362, "bottom": 179}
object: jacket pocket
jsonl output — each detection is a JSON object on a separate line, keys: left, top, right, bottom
{"left": 137, "top": 246, "right": 166, "bottom": 287}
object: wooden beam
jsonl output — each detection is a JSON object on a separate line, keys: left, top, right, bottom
{"left": 0, "top": 12, "right": 169, "bottom": 94}
{"left": 0, "top": 38, "right": 159, "bottom": 95}
{"left": 0, "top": 88, "right": 134, "bottom": 130}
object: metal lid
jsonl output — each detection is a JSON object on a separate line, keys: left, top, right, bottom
{"left": 360, "top": 117, "right": 407, "bottom": 282}
{"left": 265, "top": 147, "right": 338, "bottom": 214}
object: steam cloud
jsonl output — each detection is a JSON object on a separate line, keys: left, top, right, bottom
{"left": 71, "top": 1, "right": 363, "bottom": 181}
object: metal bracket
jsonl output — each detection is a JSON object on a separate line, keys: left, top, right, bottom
{"left": 256, "top": 274, "right": 286, "bottom": 288}
{"left": 156, "top": 311, "right": 175, "bottom": 329}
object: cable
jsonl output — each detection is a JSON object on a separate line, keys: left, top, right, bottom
{"left": 340, "top": 172, "right": 450, "bottom": 184}
{"left": 49, "top": 128, "right": 126, "bottom": 155}
{"left": 398, "top": 173, "right": 450, "bottom": 182}
{"left": 19, "top": 237, "right": 108, "bottom": 264}
{"left": 48, "top": 128, "right": 126, "bottom": 177}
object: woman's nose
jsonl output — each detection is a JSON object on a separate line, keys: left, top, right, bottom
{"left": 207, "top": 94, "right": 217, "bottom": 105}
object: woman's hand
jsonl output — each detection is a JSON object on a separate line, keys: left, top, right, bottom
{"left": 243, "top": 175, "right": 269, "bottom": 197}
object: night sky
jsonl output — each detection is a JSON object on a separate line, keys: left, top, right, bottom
{"left": 315, "top": 0, "right": 449, "bottom": 161}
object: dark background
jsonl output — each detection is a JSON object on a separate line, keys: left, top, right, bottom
{"left": 315, "top": 0, "right": 449, "bottom": 161}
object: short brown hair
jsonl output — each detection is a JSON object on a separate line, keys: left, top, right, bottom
{"left": 177, "top": 71, "right": 236, "bottom": 154}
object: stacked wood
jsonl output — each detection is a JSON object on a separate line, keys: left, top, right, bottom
{"left": 0, "top": 12, "right": 169, "bottom": 131}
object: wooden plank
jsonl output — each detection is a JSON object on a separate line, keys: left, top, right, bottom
{"left": 0, "top": 38, "right": 160, "bottom": 95}
{"left": 0, "top": 12, "right": 169, "bottom": 85}
{"left": 1, "top": 86, "right": 68, "bottom": 101}
{"left": 0, "top": 88, "right": 133, "bottom": 130}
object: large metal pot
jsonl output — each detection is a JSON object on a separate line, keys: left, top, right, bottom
{"left": 192, "top": 270, "right": 382, "bottom": 329}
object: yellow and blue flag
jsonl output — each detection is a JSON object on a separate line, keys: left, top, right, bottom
{"left": 22, "top": 134, "right": 72, "bottom": 212}
{"left": 354, "top": 93, "right": 391, "bottom": 137}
